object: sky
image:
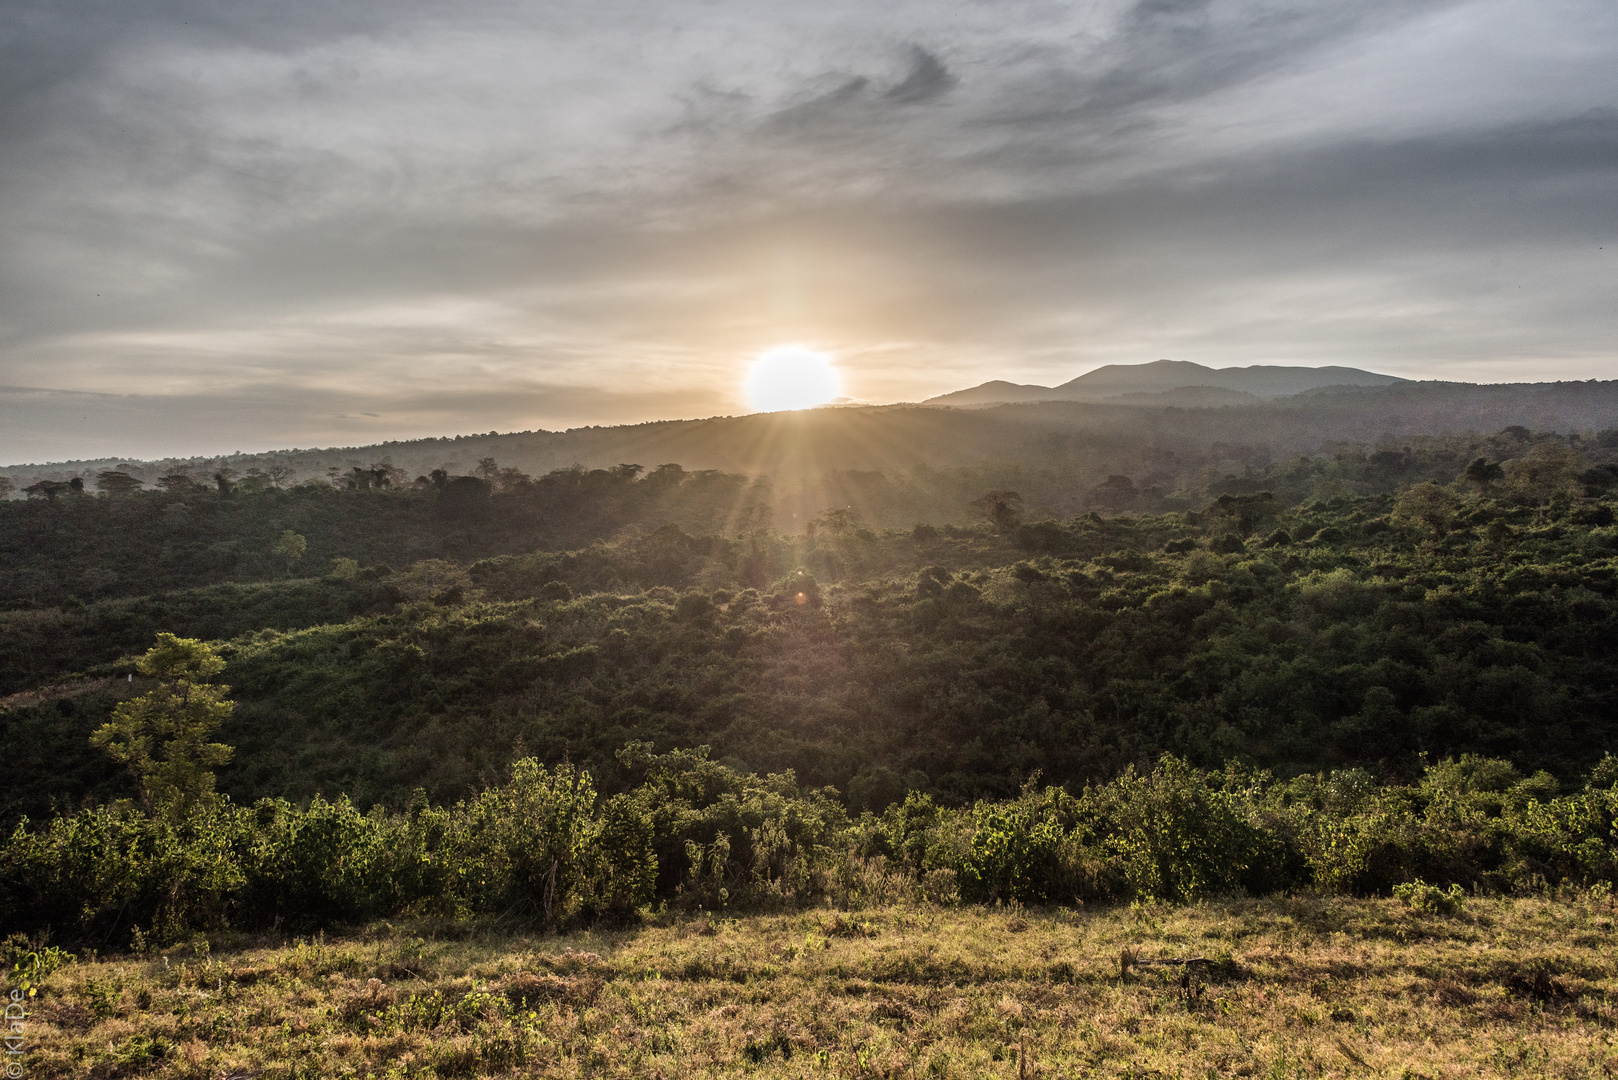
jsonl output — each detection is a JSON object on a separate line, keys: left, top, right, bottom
{"left": 1, "top": 0, "right": 1615, "bottom": 463}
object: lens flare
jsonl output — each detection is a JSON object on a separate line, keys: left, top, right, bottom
{"left": 745, "top": 345, "right": 841, "bottom": 412}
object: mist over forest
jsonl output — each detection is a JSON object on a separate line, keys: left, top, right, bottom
{"left": 7, "top": 378, "right": 1617, "bottom": 519}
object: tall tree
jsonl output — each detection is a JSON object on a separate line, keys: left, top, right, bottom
{"left": 272, "top": 530, "right": 308, "bottom": 575}
{"left": 91, "top": 634, "right": 235, "bottom": 818}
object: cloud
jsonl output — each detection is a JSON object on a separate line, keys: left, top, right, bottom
{"left": 0, "top": 380, "right": 733, "bottom": 464}
{"left": 0, "top": 0, "right": 1615, "bottom": 461}
{"left": 885, "top": 47, "right": 956, "bottom": 104}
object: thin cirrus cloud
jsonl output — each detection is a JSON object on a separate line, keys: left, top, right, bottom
{"left": 0, "top": 0, "right": 1614, "bottom": 461}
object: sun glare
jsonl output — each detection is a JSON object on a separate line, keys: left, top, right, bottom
{"left": 745, "top": 345, "right": 842, "bottom": 412}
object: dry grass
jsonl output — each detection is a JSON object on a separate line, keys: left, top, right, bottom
{"left": 18, "top": 893, "right": 1618, "bottom": 1078}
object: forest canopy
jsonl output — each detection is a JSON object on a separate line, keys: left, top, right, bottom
{"left": 2, "top": 416, "right": 1616, "bottom": 944}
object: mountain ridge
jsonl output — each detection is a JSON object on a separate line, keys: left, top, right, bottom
{"left": 926, "top": 359, "right": 1407, "bottom": 406}
{"left": 5, "top": 377, "right": 1617, "bottom": 491}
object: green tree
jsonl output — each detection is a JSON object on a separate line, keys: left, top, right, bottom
{"left": 811, "top": 506, "right": 862, "bottom": 538}
{"left": 1504, "top": 443, "right": 1580, "bottom": 505}
{"left": 1463, "top": 457, "right": 1504, "bottom": 492}
{"left": 22, "top": 479, "right": 77, "bottom": 501}
{"left": 90, "top": 634, "right": 235, "bottom": 818}
{"left": 95, "top": 470, "right": 143, "bottom": 496}
{"left": 238, "top": 468, "right": 274, "bottom": 494}
{"left": 272, "top": 530, "right": 308, "bottom": 575}
{"left": 156, "top": 471, "right": 205, "bottom": 494}
{"left": 1089, "top": 474, "right": 1138, "bottom": 512}
{"left": 1391, "top": 482, "right": 1460, "bottom": 536}
{"left": 1208, "top": 491, "right": 1277, "bottom": 538}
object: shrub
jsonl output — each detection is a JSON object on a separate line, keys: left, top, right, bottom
{"left": 2, "top": 751, "right": 1615, "bottom": 945}
{"left": 1393, "top": 879, "right": 1466, "bottom": 916}
{"left": 1088, "top": 758, "right": 1280, "bottom": 902}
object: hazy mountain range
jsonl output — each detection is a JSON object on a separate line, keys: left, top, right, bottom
{"left": 4, "top": 367, "right": 1616, "bottom": 496}
{"left": 923, "top": 360, "right": 1408, "bottom": 407}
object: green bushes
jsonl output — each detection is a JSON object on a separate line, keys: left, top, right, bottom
{"left": 245, "top": 795, "right": 397, "bottom": 925}
{"left": 0, "top": 803, "right": 250, "bottom": 943}
{"left": 436, "top": 760, "right": 601, "bottom": 922}
{"left": 1089, "top": 760, "right": 1284, "bottom": 901}
{"left": 0, "top": 759, "right": 654, "bottom": 944}
{"left": 7, "top": 486, "right": 1618, "bottom": 825}
{"left": 866, "top": 763, "right": 1296, "bottom": 905}
{"left": 624, "top": 744, "right": 848, "bottom": 910}
{"left": 3, "top": 752, "right": 1616, "bottom": 947}
{"left": 866, "top": 755, "right": 1618, "bottom": 910}
{"left": 1393, "top": 879, "right": 1467, "bottom": 915}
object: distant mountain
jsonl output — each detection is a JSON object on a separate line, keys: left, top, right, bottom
{"left": 925, "top": 359, "right": 1407, "bottom": 406}
{"left": 7, "top": 379, "right": 1617, "bottom": 497}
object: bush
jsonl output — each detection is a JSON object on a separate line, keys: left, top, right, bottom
{"left": 1089, "top": 759, "right": 1282, "bottom": 902}
{"left": 3, "top": 751, "right": 1616, "bottom": 946}
{"left": 1394, "top": 879, "right": 1467, "bottom": 916}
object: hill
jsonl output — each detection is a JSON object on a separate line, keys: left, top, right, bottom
{"left": 925, "top": 359, "right": 1408, "bottom": 406}
{"left": 3, "top": 380, "right": 1617, "bottom": 969}
{"left": 5, "top": 443, "right": 1617, "bottom": 822}
{"left": 6, "top": 378, "right": 1614, "bottom": 501}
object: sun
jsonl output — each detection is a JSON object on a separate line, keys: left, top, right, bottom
{"left": 745, "top": 345, "right": 842, "bottom": 412}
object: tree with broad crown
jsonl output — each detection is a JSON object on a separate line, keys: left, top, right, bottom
{"left": 1463, "top": 457, "right": 1504, "bottom": 492}
{"left": 1391, "top": 482, "right": 1461, "bottom": 536}
{"left": 96, "top": 470, "right": 143, "bottom": 496}
{"left": 156, "top": 471, "right": 205, "bottom": 493}
{"left": 1089, "top": 474, "right": 1138, "bottom": 512}
{"left": 22, "top": 479, "right": 77, "bottom": 501}
{"left": 811, "top": 506, "right": 861, "bottom": 538}
{"left": 238, "top": 468, "right": 272, "bottom": 493}
{"left": 1208, "top": 491, "right": 1277, "bottom": 538}
{"left": 90, "top": 633, "right": 235, "bottom": 819}
{"left": 272, "top": 530, "right": 307, "bottom": 574}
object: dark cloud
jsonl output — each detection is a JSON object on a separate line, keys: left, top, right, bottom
{"left": 886, "top": 47, "right": 956, "bottom": 104}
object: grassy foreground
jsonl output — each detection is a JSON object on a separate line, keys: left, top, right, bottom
{"left": 18, "top": 895, "right": 1618, "bottom": 1079}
